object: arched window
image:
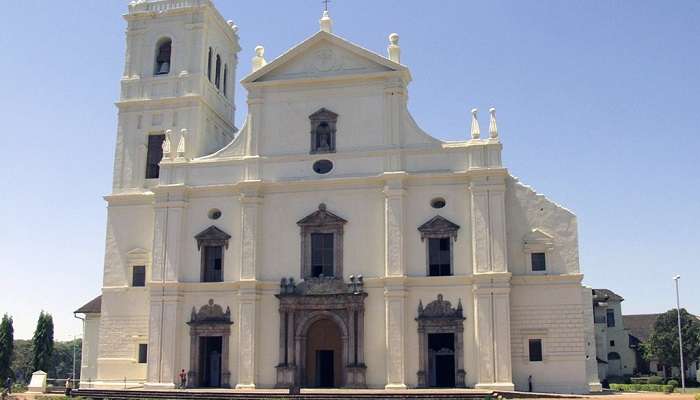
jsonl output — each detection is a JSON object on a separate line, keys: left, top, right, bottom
{"left": 223, "top": 64, "right": 228, "bottom": 96}
{"left": 215, "top": 54, "right": 222, "bottom": 89}
{"left": 154, "top": 38, "right": 172, "bottom": 75}
{"left": 207, "top": 47, "right": 212, "bottom": 82}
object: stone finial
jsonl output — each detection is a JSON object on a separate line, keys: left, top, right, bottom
{"left": 177, "top": 129, "right": 187, "bottom": 160}
{"left": 320, "top": 10, "right": 333, "bottom": 32}
{"left": 470, "top": 108, "right": 480, "bottom": 139}
{"left": 387, "top": 33, "right": 400, "bottom": 63}
{"left": 162, "top": 129, "right": 173, "bottom": 160}
{"left": 227, "top": 20, "right": 239, "bottom": 33}
{"left": 489, "top": 107, "right": 498, "bottom": 139}
{"left": 252, "top": 46, "right": 267, "bottom": 72}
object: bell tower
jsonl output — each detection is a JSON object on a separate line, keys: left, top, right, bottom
{"left": 112, "top": 0, "right": 240, "bottom": 193}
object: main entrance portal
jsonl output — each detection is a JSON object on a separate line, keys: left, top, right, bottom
{"left": 275, "top": 276, "right": 368, "bottom": 388}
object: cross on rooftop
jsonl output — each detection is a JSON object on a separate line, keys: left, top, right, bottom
{"left": 323, "top": 0, "right": 330, "bottom": 12}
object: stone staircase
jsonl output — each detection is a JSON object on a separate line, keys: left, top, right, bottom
{"left": 72, "top": 389, "right": 499, "bottom": 400}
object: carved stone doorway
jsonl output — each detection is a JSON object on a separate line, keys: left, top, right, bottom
{"left": 276, "top": 276, "right": 367, "bottom": 388}
{"left": 199, "top": 336, "right": 222, "bottom": 387}
{"left": 416, "top": 294, "right": 466, "bottom": 388}
{"left": 305, "top": 319, "right": 343, "bottom": 387}
{"left": 187, "top": 300, "right": 232, "bottom": 388}
{"left": 428, "top": 333, "right": 456, "bottom": 387}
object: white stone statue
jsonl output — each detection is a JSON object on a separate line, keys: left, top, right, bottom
{"left": 252, "top": 46, "right": 267, "bottom": 72}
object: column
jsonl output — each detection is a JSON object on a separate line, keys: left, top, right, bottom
{"left": 236, "top": 283, "right": 258, "bottom": 389}
{"left": 384, "top": 282, "right": 407, "bottom": 389}
{"left": 239, "top": 188, "right": 262, "bottom": 281}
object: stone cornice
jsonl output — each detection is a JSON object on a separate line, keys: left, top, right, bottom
{"left": 511, "top": 273, "right": 584, "bottom": 285}
{"left": 243, "top": 70, "right": 409, "bottom": 90}
{"left": 104, "top": 192, "right": 154, "bottom": 206}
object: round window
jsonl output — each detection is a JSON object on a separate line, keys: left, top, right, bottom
{"left": 313, "top": 159, "right": 333, "bottom": 174}
{"left": 208, "top": 208, "right": 222, "bottom": 220}
{"left": 430, "top": 197, "right": 446, "bottom": 209}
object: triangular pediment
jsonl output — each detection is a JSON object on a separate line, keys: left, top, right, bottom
{"left": 418, "top": 215, "right": 460, "bottom": 239}
{"left": 242, "top": 31, "right": 409, "bottom": 85}
{"left": 297, "top": 203, "right": 347, "bottom": 226}
{"left": 194, "top": 226, "right": 231, "bottom": 250}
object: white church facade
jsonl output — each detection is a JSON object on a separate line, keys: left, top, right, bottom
{"left": 76, "top": 0, "right": 602, "bottom": 394}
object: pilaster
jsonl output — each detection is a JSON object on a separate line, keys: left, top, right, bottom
{"left": 383, "top": 78, "right": 406, "bottom": 171}
{"left": 383, "top": 175, "right": 406, "bottom": 277}
{"left": 472, "top": 275, "right": 514, "bottom": 391}
{"left": 239, "top": 183, "right": 263, "bottom": 281}
{"left": 145, "top": 286, "right": 183, "bottom": 389}
{"left": 236, "top": 282, "right": 259, "bottom": 389}
{"left": 151, "top": 185, "right": 189, "bottom": 282}
{"left": 470, "top": 177, "right": 508, "bottom": 274}
{"left": 384, "top": 278, "right": 407, "bottom": 389}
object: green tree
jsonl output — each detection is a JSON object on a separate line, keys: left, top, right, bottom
{"left": 49, "top": 339, "right": 81, "bottom": 379}
{"left": 0, "top": 314, "right": 13, "bottom": 380}
{"left": 643, "top": 309, "right": 700, "bottom": 375}
{"left": 31, "top": 311, "right": 54, "bottom": 373}
{"left": 10, "top": 340, "right": 32, "bottom": 383}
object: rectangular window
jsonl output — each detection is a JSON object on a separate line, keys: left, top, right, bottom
{"left": 657, "top": 363, "right": 663, "bottom": 372}
{"left": 528, "top": 339, "right": 543, "bottom": 362}
{"left": 202, "top": 245, "right": 223, "bottom": 282}
{"left": 145, "top": 134, "right": 165, "bottom": 179}
{"left": 606, "top": 309, "right": 616, "bottom": 327}
{"left": 138, "top": 343, "right": 148, "bottom": 364}
{"left": 132, "top": 265, "right": 146, "bottom": 287}
{"left": 610, "top": 340, "right": 615, "bottom": 347}
{"left": 531, "top": 252, "right": 546, "bottom": 271}
{"left": 311, "top": 233, "right": 334, "bottom": 277}
{"left": 428, "top": 237, "right": 452, "bottom": 276}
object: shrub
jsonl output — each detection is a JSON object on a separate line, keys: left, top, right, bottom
{"left": 667, "top": 379, "right": 679, "bottom": 388}
{"left": 607, "top": 376, "right": 630, "bottom": 384}
{"left": 630, "top": 377, "right": 649, "bottom": 384}
{"left": 609, "top": 383, "right": 674, "bottom": 393}
{"left": 11, "top": 383, "right": 27, "bottom": 392}
{"left": 694, "top": 393, "right": 700, "bottom": 400}
{"left": 648, "top": 375, "right": 664, "bottom": 384}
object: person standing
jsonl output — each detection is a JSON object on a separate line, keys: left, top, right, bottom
{"left": 179, "top": 369, "right": 187, "bottom": 389}
{"left": 4, "top": 377, "right": 12, "bottom": 394}
{"left": 64, "top": 377, "right": 72, "bottom": 397}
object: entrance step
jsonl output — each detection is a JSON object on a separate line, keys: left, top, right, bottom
{"left": 73, "top": 388, "right": 497, "bottom": 400}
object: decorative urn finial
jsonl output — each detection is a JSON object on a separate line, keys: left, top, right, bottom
{"left": 470, "top": 108, "right": 480, "bottom": 139}
{"left": 388, "top": 33, "right": 400, "bottom": 63}
{"left": 489, "top": 107, "right": 498, "bottom": 139}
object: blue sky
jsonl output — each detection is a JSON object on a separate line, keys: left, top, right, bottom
{"left": 0, "top": 1, "right": 698, "bottom": 340}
